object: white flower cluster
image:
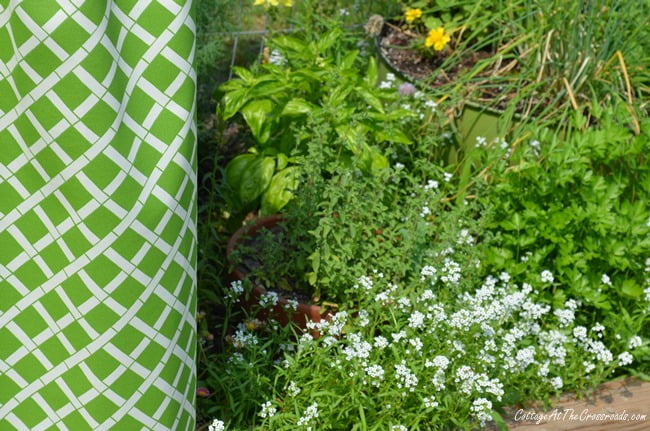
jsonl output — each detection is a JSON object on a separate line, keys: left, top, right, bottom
{"left": 440, "top": 258, "right": 461, "bottom": 285}
{"left": 287, "top": 380, "right": 301, "bottom": 396}
{"left": 342, "top": 333, "right": 373, "bottom": 362}
{"left": 617, "top": 352, "right": 634, "bottom": 366}
{"left": 540, "top": 270, "right": 554, "bottom": 283}
{"left": 374, "top": 335, "right": 389, "bottom": 349}
{"left": 601, "top": 273, "right": 612, "bottom": 286}
{"left": 259, "top": 401, "right": 277, "bottom": 418}
{"left": 457, "top": 229, "right": 474, "bottom": 246}
{"left": 297, "top": 403, "right": 319, "bottom": 428}
{"left": 470, "top": 398, "right": 493, "bottom": 426}
{"left": 378, "top": 72, "right": 396, "bottom": 89}
{"left": 629, "top": 335, "right": 643, "bottom": 349}
{"left": 394, "top": 360, "right": 419, "bottom": 392}
{"left": 424, "top": 179, "right": 439, "bottom": 190}
{"left": 226, "top": 280, "right": 243, "bottom": 302}
{"left": 365, "top": 364, "right": 385, "bottom": 387}
{"left": 423, "top": 395, "right": 439, "bottom": 408}
{"left": 208, "top": 419, "right": 225, "bottom": 431}
{"left": 279, "top": 261, "right": 630, "bottom": 430}
{"left": 408, "top": 310, "right": 426, "bottom": 329}
{"left": 355, "top": 275, "right": 374, "bottom": 290}
{"left": 420, "top": 265, "right": 437, "bottom": 282}
{"left": 231, "top": 324, "right": 259, "bottom": 349}
{"left": 493, "top": 137, "right": 509, "bottom": 150}
{"left": 550, "top": 376, "right": 563, "bottom": 390}
{"left": 529, "top": 139, "right": 541, "bottom": 155}
{"left": 284, "top": 298, "right": 299, "bottom": 311}
{"left": 259, "top": 291, "right": 279, "bottom": 308}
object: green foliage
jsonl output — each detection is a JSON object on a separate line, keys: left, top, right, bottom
{"left": 217, "top": 22, "right": 426, "bottom": 215}
{"left": 480, "top": 104, "right": 650, "bottom": 315}
{"left": 198, "top": 2, "right": 650, "bottom": 430}
{"left": 230, "top": 112, "right": 470, "bottom": 305}
{"left": 504, "top": 0, "right": 650, "bottom": 121}
{"left": 261, "top": 244, "right": 638, "bottom": 430}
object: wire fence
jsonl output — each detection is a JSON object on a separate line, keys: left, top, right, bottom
{"left": 219, "top": 0, "right": 385, "bottom": 79}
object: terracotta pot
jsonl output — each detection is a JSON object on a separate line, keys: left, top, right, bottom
{"left": 226, "top": 214, "right": 334, "bottom": 334}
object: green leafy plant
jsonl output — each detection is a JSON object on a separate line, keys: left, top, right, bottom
{"left": 258, "top": 241, "right": 643, "bottom": 430}
{"left": 479, "top": 103, "right": 650, "bottom": 316}
{"left": 508, "top": 0, "right": 650, "bottom": 121}
{"left": 227, "top": 105, "right": 471, "bottom": 305}
{"left": 217, "top": 22, "right": 423, "bottom": 215}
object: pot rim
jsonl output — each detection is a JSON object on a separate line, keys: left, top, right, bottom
{"left": 226, "top": 213, "right": 331, "bottom": 317}
{"left": 375, "top": 21, "right": 521, "bottom": 119}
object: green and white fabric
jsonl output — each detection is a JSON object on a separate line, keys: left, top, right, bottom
{"left": 0, "top": 1, "right": 197, "bottom": 430}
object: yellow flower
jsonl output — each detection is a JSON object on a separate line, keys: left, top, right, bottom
{"left": 425, "top": 27, "right": 451, "bottom": 51}
{"left": 404, "top": 8, "right": 422, "bottom": 23}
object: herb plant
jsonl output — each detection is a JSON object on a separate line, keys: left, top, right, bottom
{"left": 480, "top": 104, "right": 650, "bottom": 315}
{"left": 217, "top": 23, "right": 418, "bottom": 215}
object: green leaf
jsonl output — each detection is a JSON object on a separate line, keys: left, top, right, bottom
{"left": 328, "top": 85, "right": 353, "bottom": 107}
{"left": 231, "top": 66, "right": 254, "bottom": 83}
{"left": 248, "top": 80, "right": 289, "bottom": 99}
{"left": 241, "top": 99, "right": 274, "bottom": 144}
{"left": 357, "top": 144, "right": 388, "bottom": 174}
{"left": 281, "top": 98, "right": 316, "bottom": 116}
{"left": 375, "top": 129, "right": 412, "bottom": 145}
{"left": 339, "top": 50, "right": 358, "bottom": 70}
{"left": 356, "top": 87, "right": 385, "bottom": 113}
{"left": 316, "top": 27, "right": 342, "bottom": 52}
{"left": 219, "top": 88, "right": 249, "bottom": 120}
{"left": 490, "top": 411, "right": 509, "bottom": 431}
{"left": 424, "top": 17, "right": 442, "bottom": 29}
{"left": 260, "top": 166, "right": 299, "bottom": 215}
{"left": 272, "top": 35, "right": 307, "bottom": 53}
{"left": 276, "top": 153, "right": 289, "bottom": 171}
{"left": 366, "top": 56, "right": 378, "bottom": 87}
{"left": 239, "top": 156, "right": 276, "bottom": 204}
{"left": 224, "top": 153, "right": 256, "bottom": 193}
{"left": 621, "top": 279, "right": 643, "bottom": 298}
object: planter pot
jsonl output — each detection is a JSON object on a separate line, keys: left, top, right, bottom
{"left": 226, "top": 214, "right": 334, "bottom": 334}
{"left": 374, "top": 21, "right": 516, "bottom": 153}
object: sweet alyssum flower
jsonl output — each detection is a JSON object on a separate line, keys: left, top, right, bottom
{"left": 617, "top": 352, "right": 634, "bottom": 366}
{"left": 540, "top": 270, "right": 554, "bottom": 283}
{"left": 629, "top": 335, "right": 643, "bottom": 349}
{"left": 297, "top": 403, "right": 319, "bottom": 428}
{"left": 425, "top": 27, "right": 451, "bottom": 51}
{"left": 259, "top": 401, "right": 277, "bottom": 418}
{"left": 404, "top": 8, "right": 422, "bottom": 23}
{"left": 208, "top": 419, "right": 225, "bottom": 431}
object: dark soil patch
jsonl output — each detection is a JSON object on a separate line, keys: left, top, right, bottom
{"left": 233, "top": 223, "right": 314, "bottom": 305}
{"left": 377, "top": 22, "right": 495, "bottom": 85}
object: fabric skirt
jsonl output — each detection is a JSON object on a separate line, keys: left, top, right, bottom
{"left": 0, "top": 1, "right": 197, "bottom": 429}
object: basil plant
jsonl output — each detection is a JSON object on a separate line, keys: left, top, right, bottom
{"left": 217, "top": 25, "right": 414, "bottom": 215}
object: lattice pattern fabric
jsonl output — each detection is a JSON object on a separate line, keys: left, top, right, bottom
{"left": 0, "top": 1, "right": 197, "bottom": 430}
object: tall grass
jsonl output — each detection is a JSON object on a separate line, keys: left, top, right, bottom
{"left": 415, "top": 0, "right": 649, "bottom": 130}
